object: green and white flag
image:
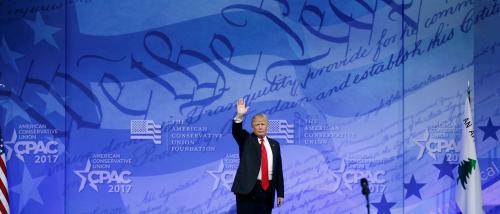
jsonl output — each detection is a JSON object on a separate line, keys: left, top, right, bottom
{"left": 456, "top": 94, "right": 483, "bottom": 214}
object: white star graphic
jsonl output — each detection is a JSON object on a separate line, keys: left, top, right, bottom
{"left": 11, "top": 165, "right": 45, "bottom": 213}
{"left": 413, "top": 128, "right": 437, "bottom": 160}
{"left": 24, "top": 12, "right": 61, "bottom": 49}
{"left": 332, "top": 159, "right": 346, "bottom": 191}
{"left": 4, "top": 129, "right": 17, "bottom": 161}
{"left": 207, "top": 160, "right": 233, "bottom": 191}
{"left": 74, "top": 159, "right": 97, "bottom": 192}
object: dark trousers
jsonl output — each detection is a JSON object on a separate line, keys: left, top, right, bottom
{"left": 236, "top": 180, "right": 273, "bottom": 214}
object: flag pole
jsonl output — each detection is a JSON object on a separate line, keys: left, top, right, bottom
{"left": 467, "top": 81, "right": 471, "bottom": 103}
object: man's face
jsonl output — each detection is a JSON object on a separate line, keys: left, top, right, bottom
{"left": 252, "top": 117, "right": 268, "bottom": 137}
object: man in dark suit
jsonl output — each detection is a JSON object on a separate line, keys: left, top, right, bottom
{"left": 231, "top": 98, "right": 284, "bottom": 214}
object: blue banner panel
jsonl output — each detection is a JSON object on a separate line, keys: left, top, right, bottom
{"left": 0, "top": 0, "right": 499, "bottom": 213}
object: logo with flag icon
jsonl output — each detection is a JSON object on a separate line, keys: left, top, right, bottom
{"left": 130, "top": 120, "right": 162, "bottom": 144}
{"left": 267, "top": 120, "right": 294, "bottom": 144}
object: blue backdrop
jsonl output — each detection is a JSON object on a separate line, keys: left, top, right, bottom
{"left": 1, "top": 0, "right": 500, "bottom": 213}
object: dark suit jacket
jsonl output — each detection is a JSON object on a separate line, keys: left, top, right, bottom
{"left": 231, "top": 121, "right": 284, "bottom": 205}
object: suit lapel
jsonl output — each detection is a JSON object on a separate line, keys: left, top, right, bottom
{"left": 269, "top": 140, "right": 278, "bottom": 170}
{"left": 252, "top": 135, "right": 261, "bottom": 158}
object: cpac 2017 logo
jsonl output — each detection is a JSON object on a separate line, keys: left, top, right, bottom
{"left": 332, "top": 160, "right": 387, "bottom": 193}
{"left": 74, "top": 159, "right": 133, "bottom": 193}
{"left": 5, "top": 130, "right": 59, "bottom": 163}
{"left": 413, "top": 129, "right": 459, "bottom": 161}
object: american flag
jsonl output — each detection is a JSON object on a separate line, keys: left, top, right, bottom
{"left": 267, "top": 120, "right": 295, "bottom": 144}
{"left": 0, "top": 128, "right": 9, "bottom": 214}
{"left": 130, "top": 120, "right": 162, "bottom": 144}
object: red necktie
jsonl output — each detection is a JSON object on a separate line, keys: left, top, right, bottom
{"left": 259, "top": 137, "right": 269, "bottom": 191}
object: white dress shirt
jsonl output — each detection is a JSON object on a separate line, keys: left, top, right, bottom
{"left": 257, "top": 136, "right": 274, "bottom": 180}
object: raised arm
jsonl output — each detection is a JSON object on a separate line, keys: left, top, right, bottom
{"left": 235, "top": 97, "right": 248, "bottom": 120}
{"left": 232, "top": 98, "right": 250, "bottom": 144}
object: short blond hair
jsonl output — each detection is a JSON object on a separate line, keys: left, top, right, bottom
{"left": 251, "top": 113, "right": 268, "bottom": 126}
